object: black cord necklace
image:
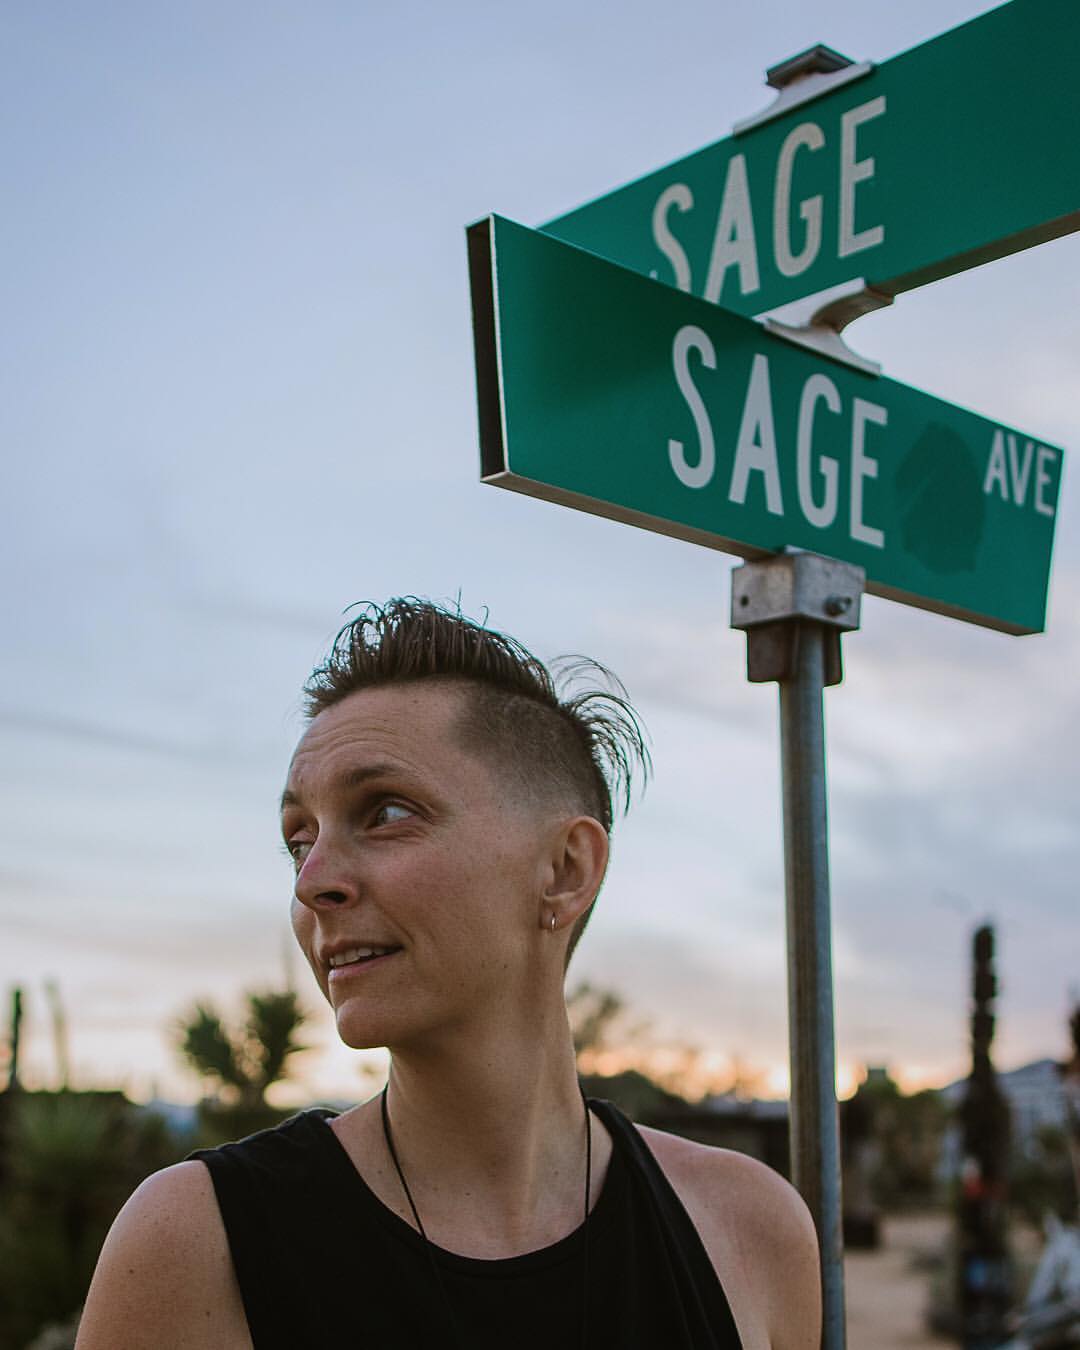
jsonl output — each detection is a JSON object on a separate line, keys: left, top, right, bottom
{"left": 380, "top": 1083, "right": 593, "bottom": 1348}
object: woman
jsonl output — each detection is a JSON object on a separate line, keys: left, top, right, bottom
{"left": 77, "top": 600, "right": 821, "bottom": 1348}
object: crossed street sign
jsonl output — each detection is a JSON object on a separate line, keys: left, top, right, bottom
{"left": 470, "top": 0, "right": 1074, "bottom": 633}
{"left": 468, "top": 215, "right": 1061, "bottom": 635}
{"left": 542, "top": 0, "right": 1080, "bottom": 320}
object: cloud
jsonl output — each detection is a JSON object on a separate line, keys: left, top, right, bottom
{"left": 574, "top": 923, "right": 789, "bottom": 1059}
{"left": 0, "top": 706, "right": 214, "bottom": 760}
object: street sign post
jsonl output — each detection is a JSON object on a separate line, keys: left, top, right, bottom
{"left": 731, "top": 548, "right": 866, "bottom": 1350}
{"left": 541, "top": 0, "right": 1080, "bottom": 322}
{"left": 469, "top": 214, "right": 1062, "bottom": 635}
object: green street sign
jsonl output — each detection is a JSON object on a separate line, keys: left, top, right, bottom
{"left": 541, "top": 0, "right": 1080, "bottom": 318}
{"left": 468, "top": 216, "right": 1062, "bottom": 634}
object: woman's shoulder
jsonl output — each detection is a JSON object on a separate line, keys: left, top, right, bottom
{"left": 75, "top": 1161, "right": 251, "bottom": 1350}
{"left": 91, "top": 1158, "right": 226, "bottom": 1264}
{"left": 634, "top": 1124, "right": 822, "bottom": 1350}
{"left": 637, "top": 1123, "right": 813, "bottom": 1231}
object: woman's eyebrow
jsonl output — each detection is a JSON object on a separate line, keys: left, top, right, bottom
{"left": 339, "top": 762, "right": 401, "bottom": 791}
{"left": 279, "top": 762, "right": 404, "bottom": 813}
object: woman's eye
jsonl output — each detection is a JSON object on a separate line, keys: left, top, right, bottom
{"left": 373, "top": 802, "right": 413, "bottom": 826}
{"left": 284, "top": 840, "right": 311, "bottom": 868}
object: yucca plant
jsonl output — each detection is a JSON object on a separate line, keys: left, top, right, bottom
{"left": 176, "top": 989, "right": 309, "bottom": 1145}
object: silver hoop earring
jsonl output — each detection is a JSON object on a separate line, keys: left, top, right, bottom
{"left": 550, "top": 913, "right": 557, "bottom": 933}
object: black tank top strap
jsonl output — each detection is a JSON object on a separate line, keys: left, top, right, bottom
{"left": 589, "top": 1098, "right": 743, "bottom": 1347}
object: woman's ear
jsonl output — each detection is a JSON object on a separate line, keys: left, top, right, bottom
{"left": 540, "top": 815, "right": 608, "bottom": 931}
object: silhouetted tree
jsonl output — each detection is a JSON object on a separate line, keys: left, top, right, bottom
{"left": 177, "top": 989, "right": 308, "bottom": 1112}
{"left": 567, "top": 982, "right": 626, "bottom": 1060}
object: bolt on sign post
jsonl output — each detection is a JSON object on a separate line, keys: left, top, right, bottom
{"left": 468, "top": 6, "right": 1071, "bottom": 1345}
{"left": 541, "top": 0, "right": 1080, "bottom": 324}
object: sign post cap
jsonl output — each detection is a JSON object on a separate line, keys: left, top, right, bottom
{"left": 765, "top": 44, "right": 855, "bottom": 90}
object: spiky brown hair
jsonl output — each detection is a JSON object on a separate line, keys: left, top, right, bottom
{"left": 302, "top": 598, "right": 650, "bottom": 959}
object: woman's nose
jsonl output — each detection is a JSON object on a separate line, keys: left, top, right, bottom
{"left": 292, "top": 836, "right": 361, "bottom": 910}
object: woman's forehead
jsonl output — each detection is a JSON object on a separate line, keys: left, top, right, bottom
{"left": 284, "top": 682, "right": 479, "bottom": 795}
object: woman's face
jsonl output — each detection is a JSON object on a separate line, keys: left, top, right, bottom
{"left": 282, "top": 681, "right": 557, "bottom": 1051}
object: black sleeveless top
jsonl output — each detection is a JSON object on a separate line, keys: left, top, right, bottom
{"left": 189, "top": 1099, "right": 742, "bottom": 1348}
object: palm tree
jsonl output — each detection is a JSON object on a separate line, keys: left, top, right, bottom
{"left": 176, "top": 989, "right": 308, "bottom": 1112}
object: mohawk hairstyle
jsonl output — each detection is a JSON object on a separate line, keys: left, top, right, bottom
{"left": 302, "top": 598, "right": 650, "bottom": 957}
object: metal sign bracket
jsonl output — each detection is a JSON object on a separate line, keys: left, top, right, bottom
{"left": 759, "top": 277, "right": 894, "bottom": 377}
{"left": 732, "top": 549, "right": 865, "bottom": 684}
{"left": 733, "top": 44, "right": 875, "bottom": 136}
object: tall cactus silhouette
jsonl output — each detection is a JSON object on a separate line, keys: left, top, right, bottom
{"left": 955, "top": 925, "right": 1012, "bottom": 1348}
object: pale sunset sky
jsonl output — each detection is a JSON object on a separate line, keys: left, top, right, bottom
{"left": 2, "top": 0, "right": 1076, "bottom": 1106}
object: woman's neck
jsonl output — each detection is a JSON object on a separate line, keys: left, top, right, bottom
{"left": 339, "top": 1000, "right": 607, "bottom": 1256}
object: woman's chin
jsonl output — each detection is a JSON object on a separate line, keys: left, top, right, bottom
{"left": 331, "top": 985, "right": 440, "bottom": 1052}
{"left": 333, "top": 1000, "right": 407, "bottom": 1050}
{"left": 335, "top": 1014, "right": 386, "bottom": 1051}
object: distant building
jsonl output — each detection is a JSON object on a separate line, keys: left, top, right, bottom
{"left": 938, "top": 1058, "right": 1068, "bottom": 1177}
{"left": 656, "top": 1094, "right": 791, "bottom": 1178}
